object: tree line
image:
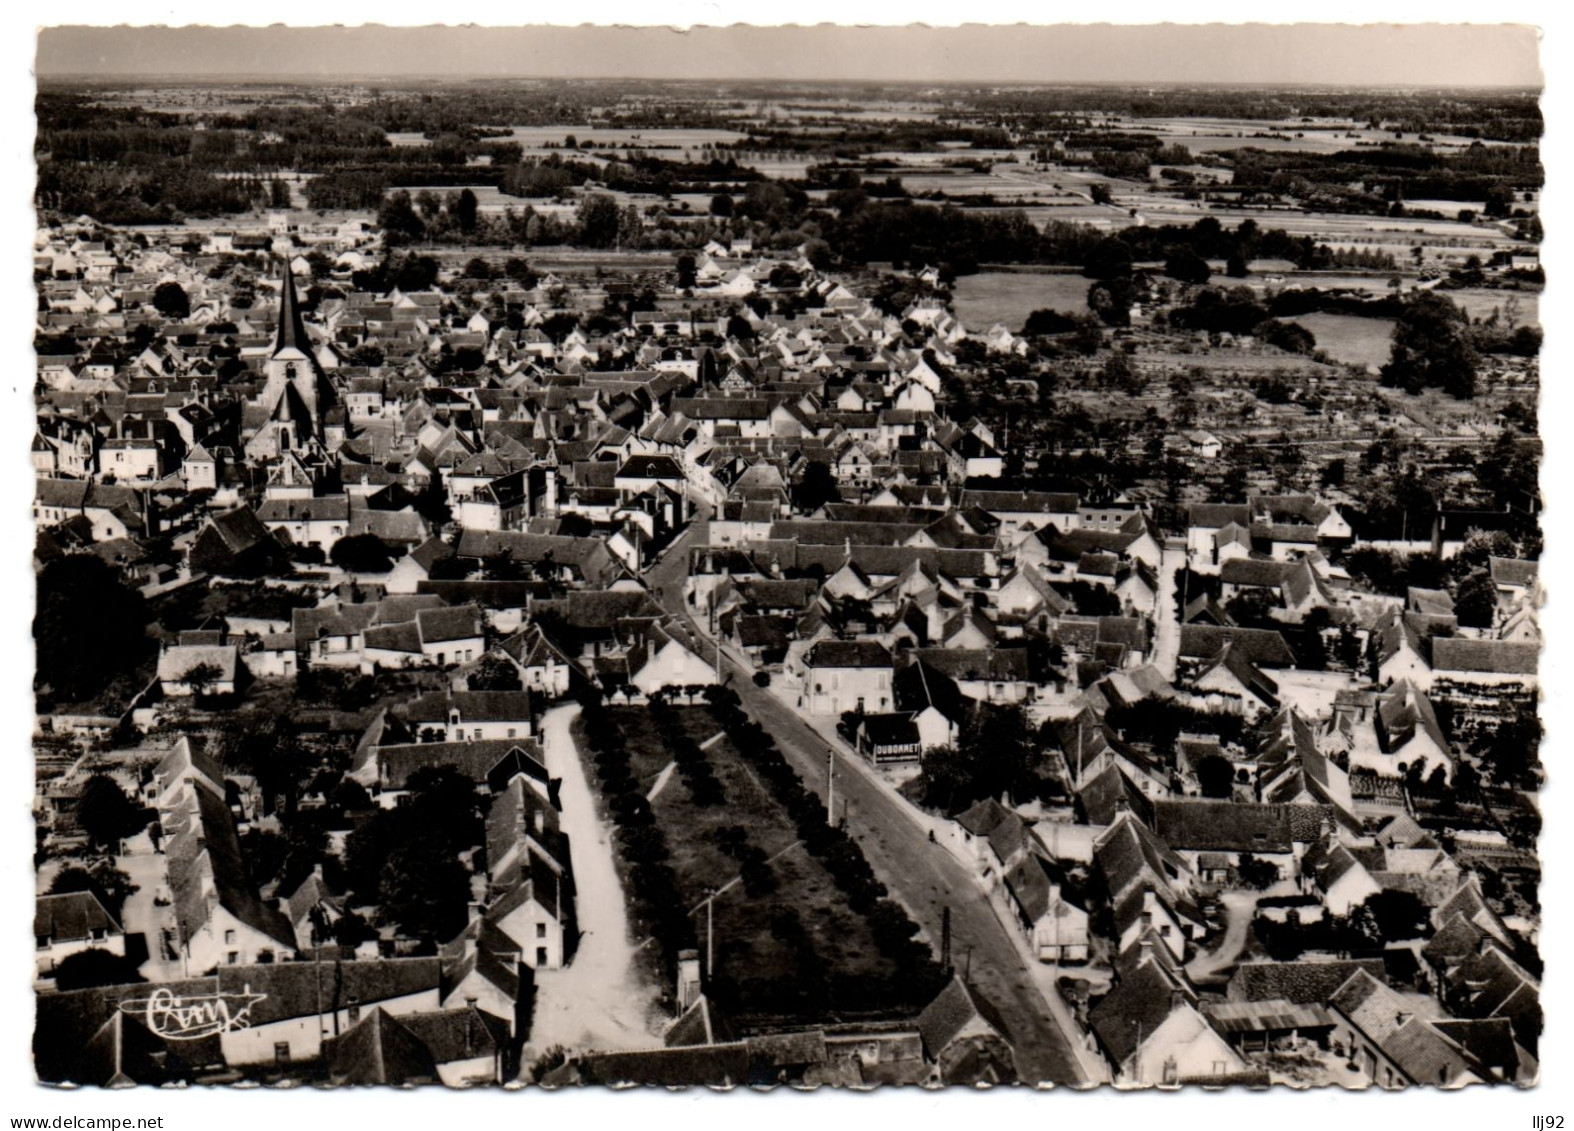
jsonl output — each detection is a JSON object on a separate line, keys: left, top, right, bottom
{"left": 577, "top": 686, "right": 946, "bottom": 1018}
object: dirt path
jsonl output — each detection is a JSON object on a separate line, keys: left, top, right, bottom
{"left": 522, "top": 705, "right": 664, "bottom": 1069}
{"left": 1154, "top": 545, "right": 1185, "bottom": 680}
{"left": 1186, "top": 891, "right": 1259, "bottom": 983}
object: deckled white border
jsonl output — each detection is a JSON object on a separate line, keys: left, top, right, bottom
{"left": 2, "top": 8, "right": 1564, "bottom": 1131}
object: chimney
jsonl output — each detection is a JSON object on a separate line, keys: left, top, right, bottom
{"left": 1171, "top": 989, "right": 1187, "bottom": 1012}
{"left": 467, "top": 901, "right": 484, "bottom": 924}
{"left": 1048, "top": 883, "right": 1061, "bottom": 908}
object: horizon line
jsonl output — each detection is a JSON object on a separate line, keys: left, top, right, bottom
{"left": 34, "top": 74, "right": 1546, "bottom": 91}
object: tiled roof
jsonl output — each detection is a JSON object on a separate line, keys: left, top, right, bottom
{"left": 1489, "top": 557, "right": 1538, "bottom": 589}
{"left": 156, "top": 644, "right": 239, "bottom": 683}
{"left": 1179, "top": 625, "right": 1296, "bottom": 667}
{"left": 917, "top": 976, "right": 1007, "bottom": 1057}
{"left": 165, "top": 784, "right": 295, "bottom": 954}
{"left": 35, "top": 891, "right": 121, "bottom": 943}
{"left": 1153, "top": 799, "right": 1334, "bottom": 853}
{"left": 806, "top": 640, "right": 891, "bottom": 669}
{"left": 219, "top": 958, "right": 440, "bottom": 1028}
{"left": 376, "top": 739, "right": 546, "bottom": 790}
{"left": 910, "top": 647, "right": 1030, "bottom": 682}
{"left": 571, "top": 1043, "right": 751, "bottom": 1086}
{"left": 405, "top": 689, "right": 533, "bottom": 725}
{"left": 1089, "top": 957, "right": 1189, "bottom": 1065}
{"left": 417, "top": 605, "right": 483, "bottom": 644}
{"left": 960, "top": 489, "right": 1079, "bottom": 515}
{"left": 325, "top": 1007, "right": 439, "bottom": 1085}
{"left": 1227, "top": 959, "right": 1386, "bottom": 1005}
{"left": 1430, "top": 637, "right": 1538, "bottom": 676}
{"left": 1329, "top": 969, "right": 1476, "bottom": 1085}
{"left": 400, "top": 1006, "right": 511, "bottom": 1067}
{"left": 1188, "top": 503, "right": 1252, "bottom": 530}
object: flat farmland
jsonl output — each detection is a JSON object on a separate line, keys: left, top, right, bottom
{"left": 1114, "top": 117, "right": 1506, "bottom": 156}
{"left": 742, "top": 101, "right": 943, "bottom": 124}
{"left": 1405, "top": 199, "right": 1488, "bottom": 219}
{"left": 1446, "top": 288, "right": 1540, "bottom": 324}
{"left": 987, "top": 205, "right": 1124, "bottom": 230}
{"left": 898, "top": 171, "right": 1038, "bottom": 197}
{"left": 585, "top": 706, "right": 933, "bottom": 1025}
{"left": 1129, "top": 201, "right": 1521, "bottom": 252}
{"left": 740, "top": 153, "right": 819, "bottom": 181}
{"left": 387, "top": 184, "right": 577, "bottom": 217}
{"left": 505, "top": 126, "right": 748, "bottom": 148}
{"left": 1293, "top": 312, "right": 1396, "bottom": 371}
{"left": 953, "top": 270, "right": 1092, "bottom": 330}
{"left": 868, "top": 148, "right": 1026, "bottom": 166}
{"left": 388, "top": 126, "right": 747, "bottom": 159}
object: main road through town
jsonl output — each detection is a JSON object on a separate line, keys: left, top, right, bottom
{"left": 644, "top": 508, "right": 1089, "bottom": 1086}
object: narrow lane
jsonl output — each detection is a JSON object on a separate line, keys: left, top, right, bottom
{"left": 1154, "top": 542, "right": 1185, "bottom": 680}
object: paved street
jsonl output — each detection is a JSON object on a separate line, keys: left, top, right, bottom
{"left": 645, "top": 512, "right": 1089, "bottom": 1086}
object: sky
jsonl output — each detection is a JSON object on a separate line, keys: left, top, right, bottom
{"left": 35, "top": 23, "right": 1544, "bottom": 87}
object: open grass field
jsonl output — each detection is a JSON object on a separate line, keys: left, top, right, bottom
{"left": 1446, "top": 288, "right": 1541, "bottom": 325}
{"left": 582, "top": 706, "right": 924, "bottom": 1024}
{"left": 953, "top": 270, "right": 1092, "bottom": 331}
{"left": 1292, "top": 312, "right": 1396, "bottom": 371}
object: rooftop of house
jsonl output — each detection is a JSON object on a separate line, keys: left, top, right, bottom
{"left": 806, "top": 639, "right": 892, "bottom": 669}
{"left": 35, "top": 890, "right": 122, "bottom": 943}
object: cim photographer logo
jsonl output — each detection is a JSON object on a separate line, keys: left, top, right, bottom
{"left": 118, "top": 985, "right": 267, "bottom": 1040}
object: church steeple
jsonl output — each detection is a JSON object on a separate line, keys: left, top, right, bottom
{"left": 253, "top": 254, "right": 333, "bottom": 451}
{"left": 273, "top": 255, "right": 310, "bottom": 358}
